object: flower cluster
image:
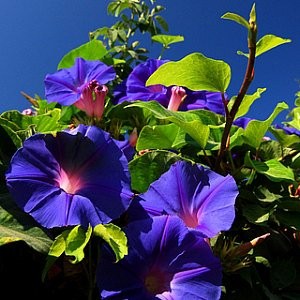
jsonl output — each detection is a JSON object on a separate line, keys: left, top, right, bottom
{"left": 4, "top": 58, "right": 240, "bottom": 299}
{"left": 113, "top": 58, "right": 226, "bottom": 114}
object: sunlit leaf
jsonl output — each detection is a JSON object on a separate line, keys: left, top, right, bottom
{"left": 249, "top": 3, "right": 256, "bottom": 24}
{"left": 94, "top": 223, "right": 127, "bottom": 262}
{"left": 146, "top": 52, "right": 231, "bottom": 92}
{"left": 221, "top": 12, "right": 250, "bottom": 29}
{"left": 127, "top": 101, "right": 210, "bottom": 148}
{"left": 0, "top": 109, "right": 66, "bottom": 134}
{"left": 151, "top": 34, "right": 184, "bottom": 48}
{"left": 237, "top": 34, "right": 291, "bottom": 58}
{"left": 269, "top": 126, "right": 300, "bottom": 148}
{"left": 41, "top": 231, "right": 69, "bottom": 282}
{"left": 228, "top": 88, "right": 266, "bottom": 119}
{"left": 57, "top": 40, "right": 108, "bottom": 69}
{"left": 137, "top": 123, "right": 187, "bottom": 151}
{"left": 244, "top": 152, "right": 295, "bottom": 182}
{"left": 285, "top": 107, "right": 300, "bottom": 130}
{"left": 65, "top": 225, "right": 92, "bottom": 264}
{"left": 243, "top": 102, "right": 288, "bottom": 148}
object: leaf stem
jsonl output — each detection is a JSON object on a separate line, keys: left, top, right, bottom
{"left": 215, "top": 20, "right": 257, "bottom": 172}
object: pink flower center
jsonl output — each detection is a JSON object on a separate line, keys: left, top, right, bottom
{"left": 58, "top": 168, "right": 83, "bottom": 195}
{"left": 74, "top": 80, "right": 108, "bottom": 119}
{"left": 181, "top": 211, "right": 199, "bottom": 228}
{"left": 167, "top": 86, "right": 186, "bottom": 111}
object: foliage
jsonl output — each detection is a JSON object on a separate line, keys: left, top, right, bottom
{"left": 0, "top": 1, "right": 299, "bottom": 299}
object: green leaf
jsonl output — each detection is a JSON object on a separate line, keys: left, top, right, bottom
{"left": 1, "top": 109, "right": 66, "bottom": 134}
{"left": 243, "top": 102, "right": 288, "bottom": 148}
{"left": 228, "top": 88, "right": 266, "bottom": 119}
{"left": 151, "top": 34, "right": 184, "bottom": 48}
{"left": 137, "top": 123, "right": 187, "bottom": 151}
{"left": 94, "top": 223, "right": 127, "bottom": 262}
{"left": 294, "top": 91, "right": 300, "bottom": 106}
{"left": 42, "top": 229, "right": 70, "bottom": 281}
{"left": 221, "top": 12, "right": 250, "bottom": 29}
{"left": 129, "top": 150, "right": 185, "bottom": 193}
{"left": 256, "top": 34, "right": 291, "bottom": 57}
{"left": 242, "top": 202, "right": 273, "bottom": 224}
{"left": 0, "top": 193, "right": 52, "bottom": 253}
{"left": 275, "top": 210, "right": 300, "bottom": 230}
{"left": 237, "top": 34, "right": 291, "bottom": 58}
{"left": 244, "top": 152, "right": 295, "bottom": 182}
{"left": 270, "top": 259, "right": 297, "bottom": 289}
{"left": 33, "top": 109, "right": 66, "bottom": 133}
{"left": 65, "top": 225, "right": 92, "bottom": 264}
{"left": 126, "top": 101, "right": 210, "bottom": 149}
{"left": 57, "top": 40, "right": 108, "bottom": 69}
{"left": 291, "top": 152, "right": 300, "bottom": 169}
{"left": 249, "top": 3, "right": 256, "bottom": 24}
{"left": 269, "top": 126, "right": 300, "bottom": 148}
{"left": 89, "top": 27, "right": 110, "bottom": 40}
{"left": 146, "top": 52, "right": 231, "bottom": 92}
{"left": 0, "top": 123, "right": 22, "bottom": 160}
{"left": 107, "top": 2, "right": 130, "bottom": 17}
{"left": 154, "top": 15, "right": 169, "bottom": 32}
{"left": 286, "top": 107, "right": 300, "bottom": 130}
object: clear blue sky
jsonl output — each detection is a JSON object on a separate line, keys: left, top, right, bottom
{"left": 0, "top": 0, "right": 299, "bottom": 124}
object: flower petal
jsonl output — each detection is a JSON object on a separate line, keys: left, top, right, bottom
{"left": 137, "top": 160, "right": 238, "bottom": 237}
{"left": 180, "top": 90, "right": 225, "bottom": 115}
{"left": 97, "top": 215, "right": 222, "bottom": 299}
{"left": 44, "top": 58, "right": 116, "bottom": 106}
{"left": 6, "top": 125, "right": 133, "bottom": 228}
{"left": 113, "top": 59, "right": 170, "bottom": 105}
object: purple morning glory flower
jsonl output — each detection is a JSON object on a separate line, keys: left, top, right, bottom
{"left": 5, "top": 125, "right": 133, "bottom": 228}
{"left": 97, "top": 215, "right": 222, "bottom": 299}
{"left": 44, "top": 58, "right": 116, "bottom": 119}
{"left": 114, "top": 128, "right": 138, "bottom": 162}
{"left": 233, "top": 117, "right": 252, "bottom": 129}
{"left": 273, "top": 124, "right": 300, "bottom": 136}
{"left": 113, "top": 58, "right": 225, "bottom": 115}
{"left": 133, "top": 160, "right": 238, "bottom": 238}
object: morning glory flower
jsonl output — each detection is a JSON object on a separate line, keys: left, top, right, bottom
{"left": 44, "top": 57, "right": 116, "bottom": 119}
{"left": 133, "top": 160, "right": 238, "bottom": 238}
{"left": 97, "top": 215, "right": 222, "bottom": 299}
{"left": 233, "top": 117, "right": 252, "bottom": 129}
{"left": 5, "top": 125, "right": 133, "bottom": 228}
{"left": 113, "top": 58, "right": 225, "bottom": 115}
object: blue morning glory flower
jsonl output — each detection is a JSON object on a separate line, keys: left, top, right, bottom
{"left": 273, "top": 124, "right": 300, "bottom": 136}
{"left": 44, "top": 58, "right": 116, "bottom": 119}
{"left": 97, "top": 215, "right": 222, "bottom": 299}
{"left": 5, "top": 125, "right": 133, "bottom": 228}
{"left": 133, "top": 160, "right": 238, "bottom": 238}
{"left": 113, "top": 58, "right": 225, "bottom": 115}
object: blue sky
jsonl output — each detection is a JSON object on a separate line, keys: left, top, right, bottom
{"left": 0, "top": 0, "right": 299, "bottom": 124}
